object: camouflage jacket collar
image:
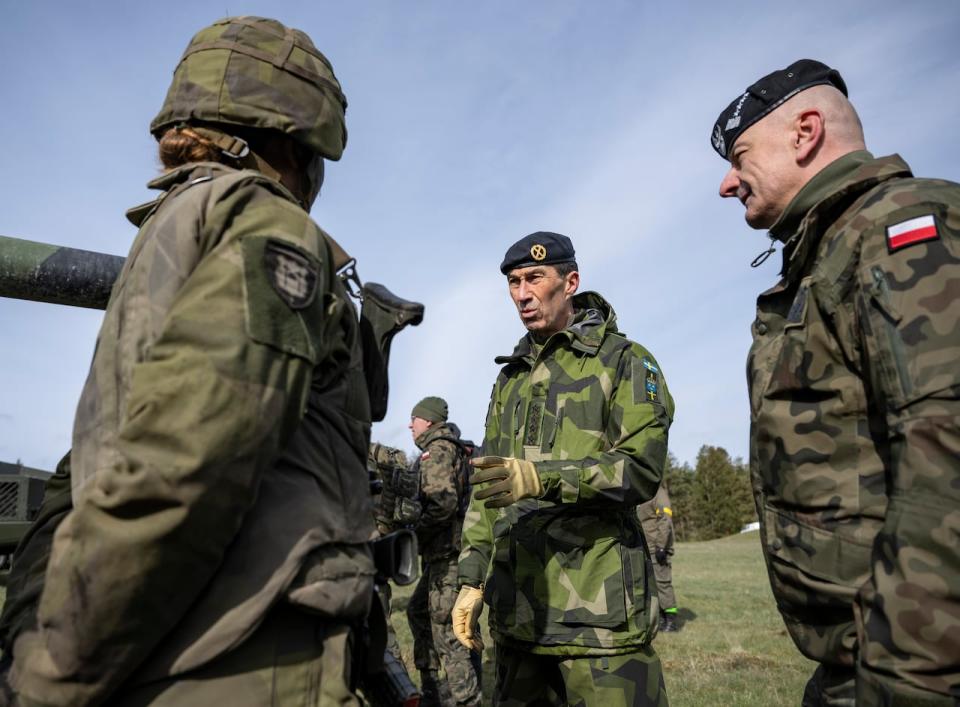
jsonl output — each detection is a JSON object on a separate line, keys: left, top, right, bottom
{"left": 125, "top": 162, "right": 228, "bottom": 226}
{"left": 125, "top": 162, "right": 302, "bottom": 227}
{"left": 495, "top": 291, "right": 620, "bottom": 366}
{"left": 415, "top": 421, "right": 459, "bottom": 450}
{"left": 771, "top": 151, "right": 913, "bottom": 281}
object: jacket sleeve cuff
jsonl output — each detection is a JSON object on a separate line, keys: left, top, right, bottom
{"left": 536, "top": 461, "right": 581, "bottom": 504}
{"left": 456, "top": 553, "right": 487, "bottom": 589}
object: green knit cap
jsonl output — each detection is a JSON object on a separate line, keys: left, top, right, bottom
{"left": 411, "top": 396, "right": 448, "bottom": 423}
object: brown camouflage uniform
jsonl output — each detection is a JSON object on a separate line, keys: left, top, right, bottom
{"left": 749, "top": 150, "right": 960, "bottom": 705}
{"left": 406, "top": 423, "right": 481, "bottom": 707}
{"left": 637, "top": 485, "right": 676, "bottom": 613}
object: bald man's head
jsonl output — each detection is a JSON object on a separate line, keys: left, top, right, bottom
{"left": 771, "top": 84, "right": 866, "bottom": 159}
{"left": 718, "top": 83, "right": 868, "bottom": 229}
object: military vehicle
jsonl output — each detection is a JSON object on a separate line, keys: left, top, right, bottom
{"left": 0, "top": 233, "right": 423, "bottom": 705}
{"left": 0, "top": 461, "right": 51, "bottom": 575}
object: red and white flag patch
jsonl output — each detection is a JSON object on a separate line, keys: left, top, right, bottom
{"left": 886, "top": 214, "right": 939, "bottom": 252}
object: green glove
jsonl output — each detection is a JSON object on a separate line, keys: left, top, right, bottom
{"left": 471, "top": 456, "right": 543, "bottom": 508}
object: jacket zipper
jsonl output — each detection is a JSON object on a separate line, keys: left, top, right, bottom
{"left": 548, "top": 407, "right": 562, "bottom": 448}
{"left": 869, "top": 266, "right": 912, "bottom": 398}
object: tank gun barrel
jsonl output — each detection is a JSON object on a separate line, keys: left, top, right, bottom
{"left": 0, "top": 234, "right": 124, "bottom": 310}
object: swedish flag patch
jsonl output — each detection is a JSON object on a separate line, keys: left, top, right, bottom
{"left": 632, "top": 357, "right": 661, "bottom": 405}
{"left": 642, "top": 359, "right": 660, "bottom": 403}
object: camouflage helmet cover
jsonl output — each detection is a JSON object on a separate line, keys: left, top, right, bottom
{"left": 150, "top": 16, "right": 347, "bottom": 160}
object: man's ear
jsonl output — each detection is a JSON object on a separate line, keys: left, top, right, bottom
{"left": 564, "top": 270, "right": 580, "bottom": 297}
{"left": 794, "top": 109, "right": 825, "bottom": 164}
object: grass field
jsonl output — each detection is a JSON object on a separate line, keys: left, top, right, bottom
{"left": 391, "top": 531, "right": 815, "bottom": 706}
{"left": 0, "top": 532, "right": 814, "bottom": 705}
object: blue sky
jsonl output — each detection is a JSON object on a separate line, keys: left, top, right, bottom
{"left": 2, "top": 1, "right": 959, "bottom": 470}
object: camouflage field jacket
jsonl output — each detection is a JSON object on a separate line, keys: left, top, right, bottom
{"left": 749, "top": 151, "right": 960, "bottom": 703}
{"left": 10, "top": 163, "right": 376, "bottom": 705}
{"left": 459, "top": 292, "right": 674, "bottom": 655}
{"left": 413, "top": 422, "right": 467, "bottom": 561}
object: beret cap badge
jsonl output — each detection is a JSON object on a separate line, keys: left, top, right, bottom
{"left": 710, "top": 59, "right": 846, "bottom": 159}
{"left": 500, "top": 231, "right": 576, "bottom": 274}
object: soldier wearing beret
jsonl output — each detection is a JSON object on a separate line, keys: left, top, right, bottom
{"left": 454, "top": 232, "right": 674, "bottom": 706}
{"left": 4, "top": 17, "right": 375, "bottom": 705}
{"left": 714, "top": 59, "right": 960, "bottom": 705}
{"left": 403, "top": 397, "right": 482, "bottom": 707}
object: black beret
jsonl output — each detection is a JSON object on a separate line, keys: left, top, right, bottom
{"left": 500, "top": 231, "right": 577, "bottom": 274}
{"left": 711, "top": 59, "right": 847, "bottom": 159}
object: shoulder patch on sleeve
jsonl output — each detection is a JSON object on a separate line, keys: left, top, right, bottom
{"left": 242, "top": 236, "right": 325, "bottom": 363}
{"left": 264, "top": 239, "right": 319, "bottom": 309}
{"left": 886, "top": 214, "right": 939, "bottom": 253}
{"left": 632, "top": 356, "right": 661, "bottom": 404}
{"left": 421, "top": 451, "right": 431, "bottom": 461}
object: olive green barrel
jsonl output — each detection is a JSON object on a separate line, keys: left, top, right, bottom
{"left": 0, "top": 234, "right": 124, "bottom": 310}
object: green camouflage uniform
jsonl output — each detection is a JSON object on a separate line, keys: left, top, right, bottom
{"left": 636, "top": 486, "right": 676, "bottom": 613}
{"left": 749, "top": 150, "right": 960, "bottom": 705}
{"left": 407, "top": 423, "right": 481, "bottom": 707}
{"left": 459, "top": 291, "right": 674, "bottom": 706}
{"left": 7, "top": 162, "right": 376, "bottom": 706}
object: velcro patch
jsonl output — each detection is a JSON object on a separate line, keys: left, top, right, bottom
{"left": 264, "top": 240, "right": 318, "bottom": 309}
{"left": 886, "top": 214, "right": 939, "bottom": 253}
{"left": 786, "top": 284, "right": 808, "bottom": 325}
{"left": 642, "top": 358, "right": 660, "bottom": 404}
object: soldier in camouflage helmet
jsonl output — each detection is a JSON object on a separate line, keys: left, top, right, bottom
{"left": 5, "top": 17, "right": 374, "bottom": 705}
{"left": 403, "top": 397, "right": 482, "bottom": 707}
{"left": 714, "top": 59, "right": 960, "bottom": 705}
{"left": 454, "top": 232, "right": 674, "bottom": 706}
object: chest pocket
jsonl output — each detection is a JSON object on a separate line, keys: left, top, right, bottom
{"left": 764, "top": 277, "right": 812, "bottom": 398}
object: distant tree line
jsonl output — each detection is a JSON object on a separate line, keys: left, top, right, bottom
{"left": 663, "top": 445, "right": 756, "bottom": 542}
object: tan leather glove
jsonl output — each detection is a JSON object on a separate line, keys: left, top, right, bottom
{"left": 471, "top": 456, "right": 543, "bottom": 508}
{"left": 452, "top": 585, "right": 485, "bottom": 652}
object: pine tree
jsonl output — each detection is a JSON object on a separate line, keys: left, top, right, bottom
{"left": 691, "top": 445, "right": 754, "bottom": 540}
{"left": 663, "top": 452, "right": 695, "bottom": 542}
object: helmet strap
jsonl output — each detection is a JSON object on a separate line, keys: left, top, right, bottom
{"left": 186, "top": 125, "right": 284, "bottom": 185}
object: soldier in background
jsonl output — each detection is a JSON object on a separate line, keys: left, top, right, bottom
{"left": 454, "top": 232, "right": 674, "bottom": 706}
{"left": 713, "top": 59, "right": 960, "bottom": 705}
{"left": 637, "top": 484, "right": 678, "bottom": 633}
{"left": 5, "top": 17, "right": 375, "bottom": 705}
{"left": 404, "top": 397, "right": 482, "bottom": 707}
{"left": 369, "top": 443, "right": 412, "bottom": 668}
{"left": 370, "top": 442, "right": 410, "bottom": 537}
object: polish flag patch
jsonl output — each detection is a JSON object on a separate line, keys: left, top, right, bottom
{"left": 421, "top": 452, "right": 431, "bottom": 461}
{"left": 886, "top": 214, "right": 939, "bottom": 252}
